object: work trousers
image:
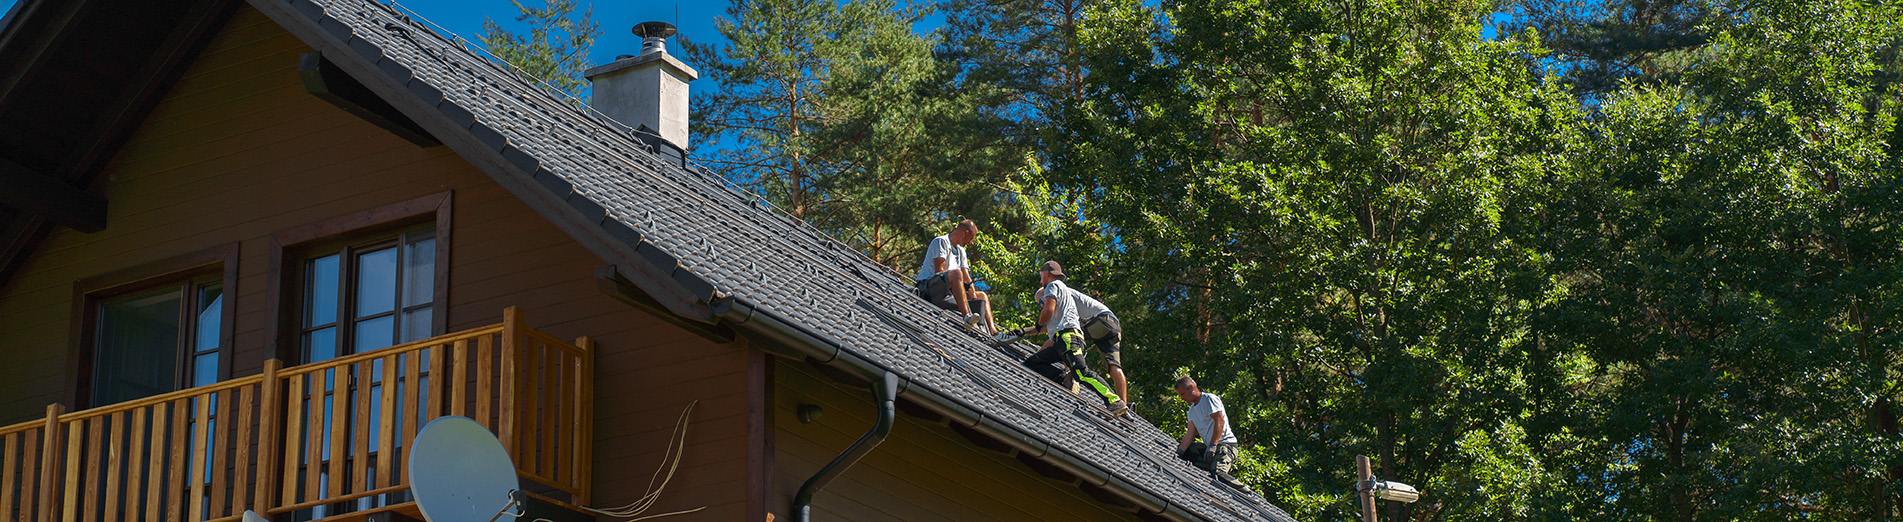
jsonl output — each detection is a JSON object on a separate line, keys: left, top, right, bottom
{"left": 1022, "top": 330, "right": 1121, "bottom": 406}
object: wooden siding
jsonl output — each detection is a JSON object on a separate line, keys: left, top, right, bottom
{"left": 0, "top": 5, "right": 749, "bottom": 519}
{"left": 771, "top": 360, "right": 1137, "bottom": 521}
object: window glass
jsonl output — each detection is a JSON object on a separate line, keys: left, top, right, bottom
{"left": 307, "top": 255, "right": 340, "bottom": 326}
{"left": 354, "top": 315, "right": 395, "bottom": 352}
{"left": 355, "top": 247, "right": 398, "bottom": 317}
{"left": 402, "top": 307, "right": 432, "bottom": 343}
{"left": 93, "top": 287, "right": 183, "bottom": 405}
{"left": 194, "top": 283, "right": 222, "bottom": 351}
{"left": 300, "top": 226, "right": 439, "bottom": 363}
{"left": 306, "top": 326, "right": 337, "bottom": 362}
{"left": 191, "top": 353, "right": 219, "bottom": 388}
{"left": 404, "top": 236, "right": 434, "bottom": 307}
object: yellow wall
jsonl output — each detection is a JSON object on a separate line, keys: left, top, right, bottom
{"left": 771, "top": 360, "right": 1138, "bottom": 520}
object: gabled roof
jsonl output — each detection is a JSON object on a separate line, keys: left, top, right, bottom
{"left": 252, "top": 0, "right": 1290, "bottom": 519}
{"left": 0, "top": 0, "right": 239, "bottom": 289}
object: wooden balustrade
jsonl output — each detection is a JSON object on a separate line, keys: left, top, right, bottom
{"left": 0, "top": 307, "right": 591, "bottom": 521}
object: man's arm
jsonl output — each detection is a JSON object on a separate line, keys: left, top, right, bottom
{"left": 932, "top": 257, "right": 947, "bottom": 274}
{"left": 1036, "top": 293, "right": 1057, "bottom": 348}
{"left": 1209, "top": 410, "right": 1228, "bottom": 445}
{"left": 1178, "top": 420, "right": 1199, "bottom": 452}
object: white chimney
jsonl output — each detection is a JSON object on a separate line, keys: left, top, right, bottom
{"left": 585, "top": 21, "right": 698, "bottom": 150}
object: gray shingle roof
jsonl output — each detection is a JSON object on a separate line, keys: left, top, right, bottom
{"left": 254, "top": 0, "right": 1294, "bottom": 519}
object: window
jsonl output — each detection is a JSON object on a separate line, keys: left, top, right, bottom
{"left": 90, "top": 277, "right": 224, "bottom": 405}
{"left": 77, "top": 245, "right": 236, "bottom": 408}
{"left": 299, "top": 226, "right": 437, "bottom": 362}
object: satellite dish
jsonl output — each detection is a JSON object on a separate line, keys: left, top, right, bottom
{"left": 241, "top": 510, "right": 268, "bottom": 522}
{"left": 409, "top": 416, "right": 520, "bottom": 522}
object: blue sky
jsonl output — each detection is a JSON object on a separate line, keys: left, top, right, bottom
{"left": 393, "top": 0, "right": 729, "bottom": 67}
{"left": 0, "top": 0, "right": 730, "bottom": 70}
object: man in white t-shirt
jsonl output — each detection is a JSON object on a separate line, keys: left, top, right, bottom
{"left": 912, "top": 219, "right": 995, "bottom": 333}
{"left": 1175, "top": 376, "right": 1237, "bottom": 474}
{"left": 1070, "top": 288, "right": 1126, "bottom": 409}
{"left": 1016, "top": 260, "right": 1126, "bottom": 415}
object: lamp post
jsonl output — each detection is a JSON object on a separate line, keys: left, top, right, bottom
{"left": 1354, "top": 455, "right": 1421, "bottom": 522}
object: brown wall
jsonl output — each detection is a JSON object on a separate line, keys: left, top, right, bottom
{"left": 0, "top": 6, "right": 752, "bottom": 518}
{"left": 770, "top": 360, "right": 1137, "bottom": 521}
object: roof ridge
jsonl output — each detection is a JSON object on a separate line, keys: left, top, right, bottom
{"left": 260, "top": 1, "right": 1294, "bottom": 519}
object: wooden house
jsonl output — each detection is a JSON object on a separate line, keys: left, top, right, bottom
{"left": 0, "top": 0, "right": 1290, "bottom": 520}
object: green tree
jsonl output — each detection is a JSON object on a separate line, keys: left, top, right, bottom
{"left": 1502, "top": 0, "right": 1729, "bottom": 99}
{"left": 1537, "top": 0, "right": 1903, "bottom": 517}
{"left": 1065, "top": 0, "right": 1585, "bottom": 518}
{"left": 685, "top": 0, "right": 1033, "bottom": 270}
{"left": 480, "top": 0, "right": 601, "bottom": 97}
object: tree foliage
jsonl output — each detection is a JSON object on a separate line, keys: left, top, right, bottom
{"left": 684, "top": 0, "right": 1029, "bottom": 269}
{"left": 684, "top": 0, "right": 1903, "bottom": 518}
{"left": 480, "top": 0, "right": 600, "bottom": 97}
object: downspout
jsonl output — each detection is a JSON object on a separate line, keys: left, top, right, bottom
{"left": 793, "top": 371, "right": 901, "bottom": 522}
{"left": 713, "top": 297, "right": 1187, "bottom": 520}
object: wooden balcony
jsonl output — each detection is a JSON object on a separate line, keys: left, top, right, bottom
{"left": 0, "top": 307, "right": 593, "bottom": 521}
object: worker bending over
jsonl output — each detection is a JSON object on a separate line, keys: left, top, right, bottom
{"left": 1016, "top": 261, "right": 1127, "bottom": 415}
{"left": 913, "top": 219, "right": 996, "bottom": 333}
{"left": 1174, "top": 376, "right": 1237, "bottom": 475}
{"left": 1070, "top": 286, "right": 1127, "bottom": 409}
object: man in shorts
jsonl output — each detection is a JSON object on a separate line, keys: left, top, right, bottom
{"left": 1015, "top": 261, "right": 1127, "bottom": 415}
{"left": 913, "top": 219, "right": 995, "bottom": 333}
{"left": 1071, "top": 284, "right": 1127, "bottom": 409}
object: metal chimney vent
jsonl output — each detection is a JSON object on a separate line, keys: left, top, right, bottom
{"left": 633, "top": 21, "right": 677, "bottom": 56}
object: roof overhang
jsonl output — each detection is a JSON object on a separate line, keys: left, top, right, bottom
{"left": 0, "top": 0, "right": 241, "bottom": 289}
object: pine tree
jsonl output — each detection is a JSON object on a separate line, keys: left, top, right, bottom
{"left": 1502, "top": 0, "right": 1727, "bottom": 100}
{"left": 685, "top": 0, "right": 1033, "bottom": 271}
{"left": 480, "top": 0, "right": 601, "bottom": 98}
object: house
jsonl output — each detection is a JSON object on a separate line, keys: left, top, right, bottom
{"left": 0, "top": 0, "right": 1294, "bottom": 520}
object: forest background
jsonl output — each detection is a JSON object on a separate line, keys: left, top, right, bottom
{"left": 468, "top": 0, "right": 1903, "bottom": 519}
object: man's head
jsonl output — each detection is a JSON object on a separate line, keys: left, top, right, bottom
{"left": 951, "top": 219, "right": 979, "bottom": 246}
{"left": 1174, "top": 376, "right": 1201, "bottom": 404}
{"left": 1039, "top": 260, "right": 1066, "bottom": 286}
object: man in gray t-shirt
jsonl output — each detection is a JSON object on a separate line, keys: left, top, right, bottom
{"left": 1175, "top": 376, "right": 1237, "bottom": 474}
{"left": 1069, "top": 288, "right": 1126, "bottom": 409}
{"left": 1016, "top": 261, "right": 1125, "bottom": 414}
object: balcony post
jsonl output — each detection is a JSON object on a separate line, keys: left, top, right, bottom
{"left": 36, "top": 403, "right": 64, "bottom": 521}
{"left": 254, "top": 359, "right": 283, "bottom": 513}
{"left": 499, "top": 307, "right": 522, "bottom": 456}
{"left": 575, "top": 335, "right": 594, "bottom": 505}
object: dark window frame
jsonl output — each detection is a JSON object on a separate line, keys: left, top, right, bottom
{"left": 266, "top": 191, "right": 451, "bottom": 364}
{"left": 296, "top": 227, "right": 435, "bottom": 360}
{"left": 67, "top": 243, "right": 240, "bottom": 408}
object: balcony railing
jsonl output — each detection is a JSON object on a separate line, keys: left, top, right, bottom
{"left": 0, "top": 307, "right": 592, "bottom": 521}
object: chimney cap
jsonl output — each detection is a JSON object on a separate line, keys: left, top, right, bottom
{"left": 633, "top": 21, "right": 677, "bottom": 39}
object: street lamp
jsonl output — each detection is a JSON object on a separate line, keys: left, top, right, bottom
{"left": 1355, "top": 455, "right": 1421, "bottom": 522}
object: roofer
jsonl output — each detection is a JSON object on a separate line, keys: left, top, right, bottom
{"left": 1015, "top": 261, "right": 1127, "bottom": 415}
{"left": 1174, "top": 376, "right": 1237, "bottom": 475}
{"left": 914, "top": 219, "right": 996, "bottom": 333}
{"left": 1070, "top": 284, "right": 1127, "bottom": 409}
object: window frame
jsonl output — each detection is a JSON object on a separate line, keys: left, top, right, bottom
{"left": 67, "top": 243, "right": 240, "bottom": 408}
{"left": 267, "top": 191, "right": 451, "bottom": 364}
{"left": 296, "top": 226, "right": 436, "bottom": 360}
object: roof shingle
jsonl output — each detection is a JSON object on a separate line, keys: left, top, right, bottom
{"left": 256, "top": 0, "right": 1295, "bottom": 519}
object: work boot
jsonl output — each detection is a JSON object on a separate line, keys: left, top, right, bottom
{"left": 1107, "top": 400, "right": 1130, "bottom": 417}
{"left": 963, "top": 313, "right": 985, "bottom": 332}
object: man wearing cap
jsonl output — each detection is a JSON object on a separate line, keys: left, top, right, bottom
{"left": 1015, "top": 260, "right": 1126, "bottom": 415}
{"left": 913, "top": 219, "right": 996, "bottom": 333}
